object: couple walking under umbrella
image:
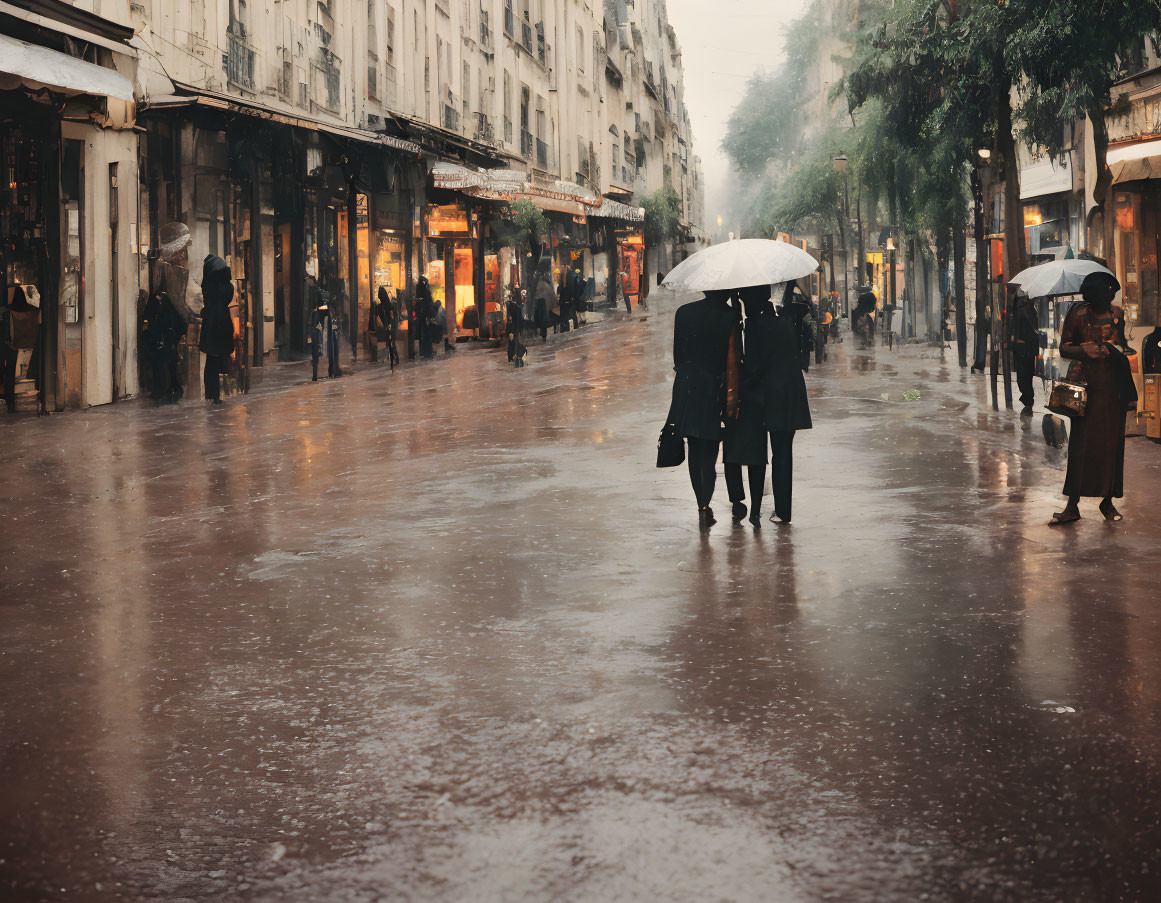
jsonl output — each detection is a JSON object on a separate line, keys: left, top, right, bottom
{"left": 660, "top": 238, "right": 819, "bottom": 530}
{"left": 666, "top": 283, "right": 812, "bottom": 530}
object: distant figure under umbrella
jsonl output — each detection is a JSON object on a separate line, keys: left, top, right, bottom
{"left": 199, "top": 254, "right": 236, "bottom": 405}
{"left": 1050, "top": 272, "right": 1135, "bottom": 525}
{"left": 853, "top": 290, "right": 877, "bottom": 350}
{"left": 666, "top": 289, "right": 737, "bottom": 529}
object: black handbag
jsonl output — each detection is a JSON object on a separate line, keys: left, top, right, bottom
{"left": 657, "top": 422, "right": 685, "bottom": 468}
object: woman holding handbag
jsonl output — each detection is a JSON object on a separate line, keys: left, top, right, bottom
{"left": 1050, "top": 272, "right": 1134, "bottom": 525}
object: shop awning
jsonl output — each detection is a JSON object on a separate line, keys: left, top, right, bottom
{"left": 432, "top": 162, "right": 486, "bottom": 190}
{"left": 1109, "top": 138, "right": 1161, "bottom": 183}
{"left": 0, "top": 32, "right": 134, "bottom": 102}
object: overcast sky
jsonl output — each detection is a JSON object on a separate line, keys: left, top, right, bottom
{"left": 667, "top": 0, "right": 810, "bottom": 231}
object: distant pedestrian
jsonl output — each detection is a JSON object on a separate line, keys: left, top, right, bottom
{"left": 506, "top": 287, "right": 527, "bottom": 367}
{"left": 783, "top": 286, "right": 816, "bottom": 371}
{"left": 726, "top": 284, "right": 812, "bottom": 525}
{"left": 853, "top": 291, "right": 877, "bottom": 350}
{"left": 142, "top": 276, "right": 187, "bottom": 404}
{"left": 1050, "top": 272, "right": 1135, "bottom": 525}
{"left": 415, "top": 276, "right": 435, "bottom": 358}
{"left": 1012, "top": 293, "right": 1039, "bottom": 412}
{"left": 199, "top": 254, "right": 235, "bottom": 405}
{"left": 376, "top": 286, "right": 399, "bottom": 369}
{"left": 666, "top": 289, "right": 736, "bottom": 529}
{"left": 533, "top": 263, "right": 555, "bottom": 342}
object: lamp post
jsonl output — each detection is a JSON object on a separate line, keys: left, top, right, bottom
{"left": 833, "top": 155, "right": 851, "bottom": 318}
{"left": 886, "top": 236, "right": 897, "bottom": 348}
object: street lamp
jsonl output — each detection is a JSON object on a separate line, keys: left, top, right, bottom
{"left": 833, "top": 155, "right": 851, "bottom": 317}
{"left": 886, "top": 236, "right": 897, "bottom": 344}
{"left": 977, "top": 147, "right": 992, "bottom": 161}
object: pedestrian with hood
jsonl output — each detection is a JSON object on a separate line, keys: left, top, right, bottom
{"left": 142, "top": 275, "right": 188, "bottom": 404}
{"left": 853, "top": 290, "right": 877, "bottom": 350}
{"left": 415, "top": 275, "right": 435, "bottom": 358}
{"left": 1050, "top": 272, "right": 1136, "bottom": 525}
{"left": 666, "top": 289, "right": 737, "bottom": 529}
{"left": 199, "top": 255, "right": 236, "bottom": 405}
{"left": 725, "top": 284, "right": 813, "bottom": 525}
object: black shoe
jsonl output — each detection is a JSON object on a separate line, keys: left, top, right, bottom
{"left": 731, "top": 501, "right": 747, "bottom": 524}
{"left": 698, "top": 507, "right": 717, "bottom": 530}
{"left": 749, "top": 512, "right": 762, "bottom": 529}
{"left": 212, "top": 398, "right": 222, "bottom": 405}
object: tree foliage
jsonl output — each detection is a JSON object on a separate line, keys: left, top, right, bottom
{"left": 641, "top": 187, "right": 682, "bottom": 249}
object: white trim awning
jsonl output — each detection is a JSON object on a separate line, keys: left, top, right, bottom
{"left": 0, "top": 33, "right": 134, "bottom": 103}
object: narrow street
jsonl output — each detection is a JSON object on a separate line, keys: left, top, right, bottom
{"left": 3, "top": 295, "right": 1161, "bottom": 902}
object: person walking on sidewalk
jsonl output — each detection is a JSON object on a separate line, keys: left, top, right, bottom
{"left": 199, "top": 255, "right": 235, "bottom": 405}
{"left": 1050, "top": 272, "right": 1135, "bottom": 525}
{"left": 1012, "top": 293, "right": 1039, "bottom": 413}
{"left": 666, "top": 289, "right": 736, "bottom": 529}
{"left": 726, "top": 285, "right": 812, "bottom": 525}
{"left": 376, "top": 286, "right": 399, "bottom": 369}
{"left": 415, "top": 276, "right": 435, "bottom": 359}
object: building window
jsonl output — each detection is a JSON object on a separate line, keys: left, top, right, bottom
{"left": 576, "top": 25, "right": 584, "bottom": 74}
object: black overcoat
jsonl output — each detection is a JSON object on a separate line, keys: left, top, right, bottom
{"left": 738, "top": 310, "right": 813, "bottom": 435}
{"left": 198, "top": 255, "right": 235, "bottom": 356}
{"left": 666, "top": 296, "right": 735, "bottom": 440}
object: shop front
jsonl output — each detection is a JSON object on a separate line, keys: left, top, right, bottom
{"left": 1, "top": 33, "right": 138, "bottom": 413}
{"left": 426, "top": 201, "right": 478, "bottom": 343}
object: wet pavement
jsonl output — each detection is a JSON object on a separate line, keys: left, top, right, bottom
{"left": 3, "top": 292, "right": 1161, "bottom": 902}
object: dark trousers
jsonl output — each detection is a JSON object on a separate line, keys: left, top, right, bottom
{"left": 203, "top": 354, "right": 225, "bottom": 401}
{"left": 149, "top": 348, "right": 181, "bottom": 402}
{"left": 686, "top": 437, "right": 720, "bottom": 509}
{"left": 327, "top": 329, "right": 341, "bottom": 376}
{"left": 1, "top": 344, "right": 16, "bottom": 410}
{"left": 770, "top": 430, "right": 795, "bottom": 521}
{"left": 1014, "top": 349, "right": 1035, "bottom": 408}
{"left": 387, "top": 332, "right": 399, "bottom": 368}
{"left": 725, "top": 463, "right": 767, "bottom": 514}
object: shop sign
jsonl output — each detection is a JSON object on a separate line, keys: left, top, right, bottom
{"left": 428, "top": 204, "right": 469, "bottom": 236}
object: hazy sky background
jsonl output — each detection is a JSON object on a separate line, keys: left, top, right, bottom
{"left": 666, "top": 0, "right": 810, "bottom": 231}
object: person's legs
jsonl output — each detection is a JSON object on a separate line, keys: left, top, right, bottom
{"left": 167, "top": 352, "right": 183, "bottom": 402}
{"left": 203, "top": 354, "right": 221, "bottom": 402}
{"left": 1015, "top": 351, "right": 1035, "bottom": 409}
{"left": 724, "top": 463, "right": 748, "bottom": 522}
{"left": 1, "top": 344, "right": 17, "bottom": 411}
{"left": 686, "top": 438, "right": 720, "bottom": 512}
{"left": 748, "top": 464, "right": 767, "bottom": 523}
{"left": 770, "top": 431, "right": 795, "bottom": 522}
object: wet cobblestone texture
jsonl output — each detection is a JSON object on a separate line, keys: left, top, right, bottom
{"left": 3, "top": 293, "right": 1161, "bottom": 902}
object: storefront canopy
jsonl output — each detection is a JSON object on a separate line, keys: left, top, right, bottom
{"left": 0, "top": 33, "right": 133, "bottom": 102}
{"left": 430, "top": 164, "right": 644, "bottom": 222}
{"left": 1108, "top": 138, "right": 1161, "bottom": 184}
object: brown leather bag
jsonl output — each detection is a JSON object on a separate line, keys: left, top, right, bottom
{"left": 1048, "top": 380, "right": 1087, "bottom": 419}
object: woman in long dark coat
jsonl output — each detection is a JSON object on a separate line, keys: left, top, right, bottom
{"left": 726, "top": 284, "right": 812, "bottom": 524}
{"left": 415, "top": 276, "right": 435, "bottom": 358}
{"left": 1051, "top": 272, "right": 1134, "bottom": 525}
{"left": 198, "top": 255, "right": 235, "bottom": 404}
{"left": 666, "top": 289, "right": 736, "bottom": 529}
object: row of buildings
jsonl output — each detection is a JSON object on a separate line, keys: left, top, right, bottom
{"left": 1, "top": 0, "right": 705, "bottom": 411}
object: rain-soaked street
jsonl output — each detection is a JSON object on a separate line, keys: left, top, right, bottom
{"left": 3, "top": 294, "right": 1161, "bottom": 903}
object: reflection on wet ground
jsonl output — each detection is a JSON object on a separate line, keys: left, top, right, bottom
{"left": 2, "top": 294, "right": 1161, "bottom": 901}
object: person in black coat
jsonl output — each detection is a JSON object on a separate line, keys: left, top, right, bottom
{"left": 199, "top": 255, "right": 235, "bottom": 404}
{"left": 1142, "top": 325, "right": 1161, "bottom": 375}
{"left": 506, "top": 286, "right": 527, "bottom": 367}
{"left": 1012, "top": 294, "right": 1039, "bottom": 411}
{"left": 725, "top": 285, "right": 813, "bottom": 524}
{"left": 376, "top": 285, "right": 399, "bottom": 369}
{"left": 666, "top": 289, "right": 737, "bottom": 529}
{"left": 415, "top": 276, "right": 435, "bottom": 358}
{"left": 142, "top": 278, "right": 188, "bottom": 405}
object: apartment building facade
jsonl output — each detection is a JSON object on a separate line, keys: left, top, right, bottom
{"left": 1, "top": 0, "right": 704, "bottom": 412}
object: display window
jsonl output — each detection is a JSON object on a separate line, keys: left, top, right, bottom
{"left": 453, "top": 241, "right": 475, "bottom": 329}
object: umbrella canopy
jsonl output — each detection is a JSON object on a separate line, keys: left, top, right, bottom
{"left": 662, "top": 239, "right": 818, "bottom": 293}
{"left": 1009, "top": 259, "right": 1115, "bottom": 299}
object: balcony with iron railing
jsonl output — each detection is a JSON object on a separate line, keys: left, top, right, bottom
{"left": 521, "top": 20, "right": 533, "bottom": 53}
{"left": 521, "top": 128, "right": 534, "bottom": 159}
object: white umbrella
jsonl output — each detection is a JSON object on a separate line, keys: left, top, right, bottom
{"left": 1008, "top": 259, "right": 1115, "bottom": 299}
{"left": 662, "top": 238, "right": 818, "bottom": 293}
